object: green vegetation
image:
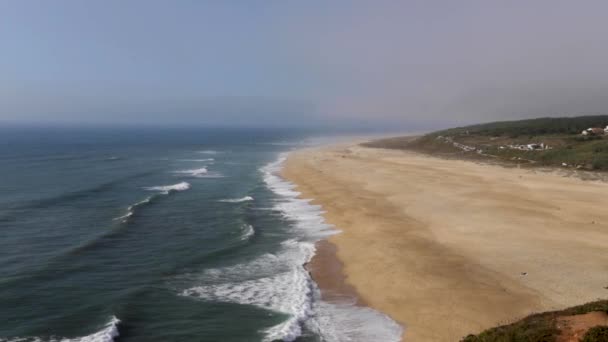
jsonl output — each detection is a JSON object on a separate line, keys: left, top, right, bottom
{"left": 581, "top": 326, "right": 608, "bottom": 342}
{"left": 461, "top": 300, "right": 608, "bottom": 342}
{"left": 436, "top": 116, "right": 608, "bottom": 137}
{"left": 365, "top": 116, "right": 608, "bottom": 170}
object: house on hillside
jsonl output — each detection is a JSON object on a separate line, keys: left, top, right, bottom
{"left": 505, "top": 143, "right": 549, "bottom": 151}
{"left": 581, "top": 127, "right": 606, "bottom": 136}
{"left": 527, "top": 143, "right": 544, "bottom": 150}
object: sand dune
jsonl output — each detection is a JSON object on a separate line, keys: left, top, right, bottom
{"left": 283, "top": 143, "right": 608, "bottom": 341}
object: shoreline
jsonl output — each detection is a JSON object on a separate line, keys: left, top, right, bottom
{"left": 282, "top": 141, "right": 608, "bottom": 341}
{"left": 281, "top": 145, "right": 408, "bottom": 341}
{"left": 266, "top": 151, "right": 402, "bottom": 341}
{"left": 306, "top": 239, "right": 366, "bottom": 307}
{"left": 282, "top": 148, "right": 407, "bottom": 341}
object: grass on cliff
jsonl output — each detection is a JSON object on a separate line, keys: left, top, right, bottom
{"left": 461, "top": 300, "right": 608, "bottom": 342}
{"left": 364, "top": 116, "right": 608, "bottom": 170}
{"left": 581, "top": 326, "right": 608, "bottom": 342}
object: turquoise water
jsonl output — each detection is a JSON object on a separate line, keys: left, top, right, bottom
{"left": 0, "top": 127, "right": 401, "bottom": 342}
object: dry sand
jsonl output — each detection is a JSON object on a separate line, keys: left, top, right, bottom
{"left": 282, "top": 142, "right": 608, "bottom": 341}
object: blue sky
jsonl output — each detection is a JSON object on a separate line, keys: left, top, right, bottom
{"left": 2, "top": 1, "right": 608, "bottom": 128}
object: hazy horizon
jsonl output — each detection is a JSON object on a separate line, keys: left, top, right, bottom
{"left": 3, "top": 1, "right": 608, "bottom": 130}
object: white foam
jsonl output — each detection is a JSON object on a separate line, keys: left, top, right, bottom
{"left": 172, "top": 167, "right": 208, "bottom": 177}
{"left": 241, "top": 224, "right": 255, "bottom": 240}
{"left": 172, "top": 167, "right": 224, "bottom": 178}
{"left": 145, "top": 181, "right": 191, "bottom": 194}
{"left": 306, "top": 300, "right": 403, "bottom": 341}
{"left": 113, "top": 212, "right": 132, "bottom": 222}
{"left": 1, "top": 316, "right": 120, "bottom": 342}
{"left": 179, "top": 152, "right": 402, "bottom": 342}
{"left": 197, "top": 150, "right": 219, "bottom": 154}
{"left": 259, "top": 153, "right": 402, "bottom": 341}
{"left": 181, "top": 242, "right": 316, "bottom": 342}
{"left": 218, "top": 196, "right": 254, "bottom": 203}
{"left": 113, "top": 196, "right": 153, "bottom": 222}
{"left": 181, "top": 154, "right": 339, "bottom": 342}
{"left": 260, "top": 154, "right": 337, "bottom": 239}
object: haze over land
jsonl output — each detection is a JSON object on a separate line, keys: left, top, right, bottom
{"left": 2, "top": 1, "right": 608, "bottom": 128}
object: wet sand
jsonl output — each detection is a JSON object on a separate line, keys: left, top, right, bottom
{"left": 306, "top": 240, "right": 364, "bottom": 305}
{"left": 282, "top": 142, "right": 608, "bottom": 341}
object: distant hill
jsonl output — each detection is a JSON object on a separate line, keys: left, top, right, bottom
{"left": 435, "top": 115, "right": 608, "bottom": 138}
{"left": 364, "top": 115, "right": 608, "bottom": 171}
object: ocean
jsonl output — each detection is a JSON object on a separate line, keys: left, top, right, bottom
{"left": 0, "top": 127, "right": 401, "bottom": 342}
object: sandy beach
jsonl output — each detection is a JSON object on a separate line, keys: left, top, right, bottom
{"left": 283, "top": 142, "right": 608, "bottom": 341}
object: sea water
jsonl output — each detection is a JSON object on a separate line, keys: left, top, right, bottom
{"left": 0, "top": 127, "right": 401, "bottom": 342}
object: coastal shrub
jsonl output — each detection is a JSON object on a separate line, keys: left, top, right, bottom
{"left": 560, "top": 301, "right": 608, "bottom": 316}
{"left": 574, "top": 135, "right": 602, "bottom": 142}
{"left": 367, "top": 116, "right": 608, "bottom": 170}
{"left": 436, "top": 116, "right": 608, "bottom": 137}
{"left": 581, "top": 326, "right": 608, "bottom": 342}
{"left": 461, "top": 301, "right": 608, "bottom": 342}
{"left": 591, "top": 141, "right": 608, "bottom": 153}
{"left": 591, "top": 155, "right": 608, "bottom": 170}
{"left": 460, "top": 313, "right": 557, "bottom": 342}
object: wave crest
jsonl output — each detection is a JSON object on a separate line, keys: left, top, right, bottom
{"left": 0, "top": 316, "right": 120, "bottom": 342}
{"left": 241, "top": 224, "right": 255, "bottom": 240}
{"left": 113, "top": 196, "right": 153, "bottom": 222}
{"left": 114, "top": 182, "right": 190, "bottom": 220}
{"left": 218, "top": 196, "right": 253, "bottom": 203}
{"left": 181, "top": 242, "right": 316, "bottom": 342}
{"left": 172, "top": 168, "right": 208, "bottom": 177}
{"left": 145, "top": 182, "right": 191, "bottom": 194}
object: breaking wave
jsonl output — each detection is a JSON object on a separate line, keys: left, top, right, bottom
{"left": 172, "top": 168, "right": 224, "bottom": 178}
{"left": 261, "top": 153, "right": 402, "bottom": 341}
{"left": 241, "top": 224, "right": 255, "bottom": 240}
{"left": 181, "top": 240, "right": 316, "bottom": 342}
{"left": 306, "top": 300, "right": 403, "bottom": 342}
{"left": 0, "top": 316, "right": 120, "bottom": 342}
{"left": 172, "top": 168, "right": 208, "bottom": 177}
{"left": 145, "top": 182, "right": 191, "bottom": 194}
{"left": 113, "top": 196, "right": 153, "bottom": 222}
{"left": 180, "top": 153, "right": 402, "bottom": 342}
{"left": 112, "top": 182, "right": 191, "bottom": 221}
{"left": 218, "top": 196, "right": 253, "bottom": 203}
